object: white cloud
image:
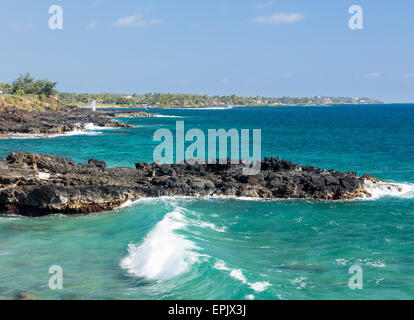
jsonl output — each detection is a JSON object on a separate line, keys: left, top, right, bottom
{"left": 218, "top": 4, "right": 229, "bottom": 12}
{"left": 251, "top": 13, "right": 305, "bottom": 25}
{"left": 254, "top": 1, "right": 274, "bottom": 9}
{"left": 362, "top": 72, "right": 381, "bottom": 78}
{"left": 113, "top": 14, "right": 164, "bottom": 27}
{"left": 92, "top": 0, "right": 103, "bottom": 6}
{"left": 189, "top": 23, "right": 201, "bottom": 29}
{"left": 221, "top": 78, "right": 230, "bottom": 85}
{"left": 11, "top": 22, "right": 34, "bottom": 31}
{"left": 282, "top": 73, "right": 293, "bottom": 78}
{"left": 403, "top": 72, "right": 414, "bottom": 78}
{"left": 85, "top": 21, "right": 98, "bottom": 30}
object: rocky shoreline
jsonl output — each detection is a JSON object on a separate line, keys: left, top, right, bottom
{"left": 0, "top": 106, "right": 155, "bottom": 137}
{"left": 0, "top": 152, "right": 399, "bottom": 217}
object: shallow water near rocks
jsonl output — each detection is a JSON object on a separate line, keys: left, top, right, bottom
{"left": 1, "top": 105, "right": 414, "bottom": 299}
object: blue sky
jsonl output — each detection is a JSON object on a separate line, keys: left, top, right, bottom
{"left": 1, "top": 0, "right": 414, "bottom": 102}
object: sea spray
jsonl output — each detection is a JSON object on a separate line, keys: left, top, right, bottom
{"left": 9, "top": 130, "right": 102, "bottom": 139}
{"left": 214, "top": 260, "right": 271, "bottom": 293}
{"left": 7, "top": 122, "right": 113, "bottom": 140}
{"left": 120, "top": 207, "right": 201, "bottom": 281}
{"left": 84, "top": 123, "right": 117, "bottom": 131}
{"left": 362, "top": 180, "right": 414, "bottom": 200}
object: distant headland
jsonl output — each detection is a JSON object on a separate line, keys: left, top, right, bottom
{"left": 1, "top": 73, "right": 383, "bottom": 109}
{"left": 60, "top": 92, "right": 383, "bottom": 109}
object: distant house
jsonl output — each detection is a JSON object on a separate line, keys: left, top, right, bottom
{"left": 2, "top": 91, "right": 9, "bottom": 94}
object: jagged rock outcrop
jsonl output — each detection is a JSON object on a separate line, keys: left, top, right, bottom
{"left": 99, "top": 110, "right": 156, "bottom": 118}
{"left": 0, "top": 106, "right": 154, "bottom": 137}
{"left": 0, "top": 152, "right": 389, "bottom": 217}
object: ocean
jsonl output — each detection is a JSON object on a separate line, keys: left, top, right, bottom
{"left": 1, "top": 104, "right": 414, "bottom": 300}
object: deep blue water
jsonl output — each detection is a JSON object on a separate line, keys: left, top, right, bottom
{"left": 0, "top": 104, "right": 413, "bottom": 300}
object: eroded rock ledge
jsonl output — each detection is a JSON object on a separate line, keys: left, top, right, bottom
{"left": 0, "top": 106, "right": 155, "bottom": 137}
{"left": 0, "top": 152, "right": 386, "bottom": 217}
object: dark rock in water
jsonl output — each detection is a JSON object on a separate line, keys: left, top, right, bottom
{"left": 0, "top": 152, "right": 389, "bottom": 217}
{"left": 98, "top": 110, "right": 156, "bottom": 118}
{"left": 16, "top": 291, "right": 36, "bottom": 300}
{"left": 0, "top": 106, "right": 155, "bottom": 137}
{"left": 360, "top": 174, "right": 382, "bottom": 183}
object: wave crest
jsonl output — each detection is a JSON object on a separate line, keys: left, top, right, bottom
{"left": 363, "top": 180, "right": 414, "bottom": 200}
{"left": 120, "top": 208, "right": 201, "bottom": 281}
{"left": 214, "top": 260, "right": 271, "bottom": 293}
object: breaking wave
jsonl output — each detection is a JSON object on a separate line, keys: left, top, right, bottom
{"left": 7, "top": 123, "right": 115, "bottom": 139}
{"left": 214, "top": 259, "right": 271, "bottom": 293}
{"left": 83, "top": 123, "right": 117, "bottom": 130}
{"left": 362, "top": 180, "right": 414, "bottom": 200}
{"left": 8, "top": 130, "right": 101, "bottom": 139}
{"left": 153, "top": 114, "right": 184, "bottom": 118}
{"left": 120, "top": 207, "right": 202, "bottom": 281}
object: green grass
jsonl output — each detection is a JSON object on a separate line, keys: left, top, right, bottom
{"left": 1, "top": 94, "right": 61, "bottom": 112}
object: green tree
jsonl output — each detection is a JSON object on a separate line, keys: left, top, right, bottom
{"left": 11, "top": 73, "right": 57, "bottom": 97}
{"left": 15, "top": 89, "right": 25, "bottom": 96}
{"left": 12, "top": 73, "right": 34, "bottom": 94}
{"left": 38, "top": 79, "right": 57, "bottom": 97}
{"left": 4, "top": 83, "right": 12, "bottom": 92}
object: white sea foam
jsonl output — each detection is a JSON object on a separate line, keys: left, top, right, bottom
{"left": 210, "top": 181, "right": 414, "bottom": 202}
{"left": 9, "top": 130, "right": 102, "bottom": 139}
{"left": 211, "top": 181, "right": 414, "bottom": 202}
{"left": 230, "top": 269, "right": 248, "bottom": 283}
{"left": 113, "top": 195, "right": 322, "bottom": 206}
{"left": 7, "top": 122, "right": 115, "bottom": 139}
{"left": 84, "top": 123, "right": 116, "bottom": 130}
{"left": 335, "top": 258, "right": 347, "bottom": 266}
{"left": 0, "top": 215, "right": 22, "bottom": 220}
{"left": 168, "top": 106, "right": 233, "bottom": 110}
{"left": 114, "top": 197, "right": 196, "bottom": 211}
{"left": 362, "top": 180, "right": 414, "bottom": 200}
{"left": 118, "top": 200, "right": 134, "bottom": 208}
{"left": 203, "top": 195, "right": 271, "bottom": 202}
{"left": 153, "top": 114, "right": 184, "bottom": 118}
{"left": 249, "top": 281, "right": 271, "bottom": 292}
{"left": 120, "top": 208, "right": 201, "bottom": 281}
{"left": 366, "top": 260, "right": 386, "bottom": 268}
{"left": 193, "top": 220, "right": 227, "bottom": 233}
{"left": 334, "top": 258, "right": 386, "bottom": 268}
{"left": 214, "top": 260, "right": 230, "bottom": 271}
{"left": 289, "top": 276, "right": 308, "bottom": 289}
{"left": 214, "top": 259, "right": 271, "bottom": 293}
{"left": 109, "top": 182, "right": 414, "bottom": 214}
{"left": 117, "top": 198, "right": 228, "bottom": 233}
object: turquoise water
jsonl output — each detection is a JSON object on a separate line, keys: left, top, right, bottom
{"left": 1, "top": 105, "right": 414, "bottom": 300}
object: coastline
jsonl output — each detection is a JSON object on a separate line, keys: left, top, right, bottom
{"left": 0, "top": 105, "right": 155, "bottom": 138}
{"left": 0, "top": 103, "right": 407, "bottom": 217}
{"left": 79, "top": 102, "right": 385, "bottom": 110}
{"left": 0, "top": 152, "right": 403, "bottom": 217}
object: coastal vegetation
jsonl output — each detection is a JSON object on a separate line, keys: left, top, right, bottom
{"left": 1, "top": 73, "right": 57, "bottom": 97}
{"left": 0, "top": 94, "right": 61, "bottom": 112}
{"left": 0, "top": 73, "right": 60, "bottom": 112}
{"left": 2, "top": 73, "right": 382, "bottom": 109}
{"left": 59, "top": 92, "right": 382, "bottom": 108}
